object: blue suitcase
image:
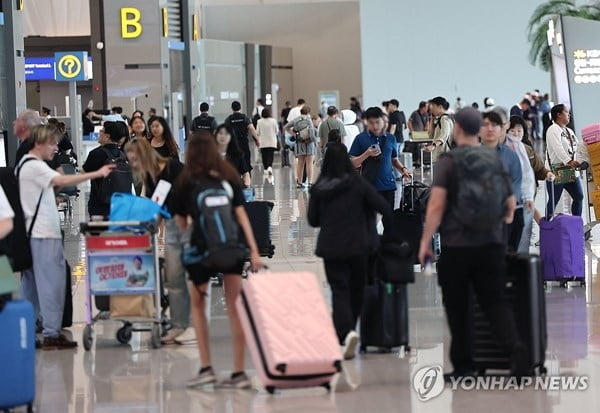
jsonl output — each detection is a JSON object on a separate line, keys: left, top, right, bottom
{"left": 0, "top": 299, "right": 35, "bottom": 412}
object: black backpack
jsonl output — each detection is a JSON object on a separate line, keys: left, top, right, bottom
{"left": 192, "top": 115, "right": 216, "bottom": 132}
{"left": 99, "top": 148, "right": 133, "bottom": 204}
{"left": 448, "top": 146, "right": 511, "bottom": 232}
{"left": 0, "top": 159, "right": 44, "bottom": 272}
{"left": 183, "top": 181, "right": 247, "bottom": 271}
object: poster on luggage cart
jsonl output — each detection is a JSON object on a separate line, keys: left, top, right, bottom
{"left": 88, "top": 252, "right": 156, "bottom": 295}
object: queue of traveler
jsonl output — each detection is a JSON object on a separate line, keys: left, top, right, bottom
{"left": 0, "top": 94, "right": 588, "bottom": 388}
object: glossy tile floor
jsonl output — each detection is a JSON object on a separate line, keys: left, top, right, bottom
{"left": 31, "top": 150, "right": 600, "bottom": 412}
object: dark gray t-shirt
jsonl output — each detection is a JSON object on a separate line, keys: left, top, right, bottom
{"left": 433, "top": 153, "right": 508, "bottom": 247}
{"left": 409, "top": 110, "right": 428, "bottom": 132}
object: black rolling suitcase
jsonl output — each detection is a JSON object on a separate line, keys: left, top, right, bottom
{"left": 473, "top": 253, "right": 547, "bottom": 376}
{"left": 360, "top": 280, "right": 410, "bottom": 353}
{"left": 243, "top": 201, "right": 276, "bottom": 258}
{"left": 62, "top": 260, "right": 73, "bottom": 328}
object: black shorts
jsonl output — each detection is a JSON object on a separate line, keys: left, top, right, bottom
{"left": 187, "top": 261, "right": 245, "bottom": 286}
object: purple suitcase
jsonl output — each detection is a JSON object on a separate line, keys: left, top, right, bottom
{"left": 539, "top": 214, "right": 585, "bottom": 284}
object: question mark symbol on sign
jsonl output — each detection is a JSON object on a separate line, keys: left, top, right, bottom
{"left": 64, "top": 58, "right": 76, "bottom": 74}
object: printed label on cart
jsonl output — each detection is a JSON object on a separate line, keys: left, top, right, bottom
{"left": 88, "top": 252, "right": 156, "bottom": 294}
{"left": 86, "top": 235, "right": 151, "bottom": 250}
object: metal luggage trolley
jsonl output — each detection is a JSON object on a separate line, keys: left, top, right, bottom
{"left": 80, "top": 221, "right": 162, "bottom": 351}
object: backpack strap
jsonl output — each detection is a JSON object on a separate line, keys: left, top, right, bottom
{"left": 16, "top": 157, "right": 45, "bottom": 239}
{"left": 221, "top": 180, "right": 234, "bottom": 200}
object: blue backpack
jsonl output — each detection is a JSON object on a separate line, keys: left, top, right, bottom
{"left": 182, "top": 181, "right": 247, "bottom": 272}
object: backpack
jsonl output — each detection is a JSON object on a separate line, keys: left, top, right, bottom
{"left": 99, "top": 148, "right": 133, "bottom": 204}
{"left": 437, "top": 114, "right": 456, "bottom": 152}
{"left": 294, "top": 116, "right": 314, "bottom": 143}
{"left": 448, "top": 147, "right": 511, "bottom": 232}
{"left": 0, "top": 159, "right": 44, "bottom": 272}
{"left": 183, "top": 181, "right": 247, "bottom": 271}
{"left": 192, "top": 115, "right": 215, "bottom": 132}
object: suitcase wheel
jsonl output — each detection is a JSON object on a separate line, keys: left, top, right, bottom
{"left": 560, "top": 281, "right": 568, "bottom": 288}
{"left": 266, "top": 386, "right": 276, "bottom": 395}
{"left": 580, "top": 281, "right": 586, "bottom": 287}
{"left": 536, "top": 366, "right": 548, "bottom": 376}
{"left": 82, "top": 324, "right": 94, "bottom": 351}
{"left": 116, "top": 323, "right": 133, "bottom": 345}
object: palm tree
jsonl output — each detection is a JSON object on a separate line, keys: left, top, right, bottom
{"left": 528, "top": 0, "right": 600, "bottom": 71}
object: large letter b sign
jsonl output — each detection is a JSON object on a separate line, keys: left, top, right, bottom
{"left": 121, "top": 7, "right": 142, "bottom": 39}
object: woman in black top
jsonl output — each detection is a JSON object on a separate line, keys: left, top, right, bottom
{"left": 148, "top": 116, "right": 179, "bottom": 159}
{"left": 123, "top": 138, "right": 190, "bottom": 344}
{"left": 307, "top": 143, "right": 392, "bottom": 359}
{"left": 172, "top": 134, "right": 262, "bottom": 389}
{"left": 214, "top": 124, "right": 251, "bottom": 187}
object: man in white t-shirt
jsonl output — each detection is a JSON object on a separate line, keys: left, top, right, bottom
{"left": 19, "top": 124, "right": 114, "bottom": 349}
{"left": 286, "top": 99, "right": 305, "bottom": 123}
{"left": 0, "top": 187, "right": 14, "bottom": 240}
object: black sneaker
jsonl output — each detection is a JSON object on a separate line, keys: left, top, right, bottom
{"left": 42, "top": 334, "right": 78, "bottom": 350}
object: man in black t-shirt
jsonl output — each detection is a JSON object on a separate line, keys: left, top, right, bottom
{"left": 387, "top": 99, "right": 407, "bottom": 149}
{"left": 82, "top": 121, "right": 131, "bottom": 217}
{"left": 191, "top": 102, "right": 218, "bottom": 135}
{"left": 224, "top": 101, "right": 260, "bottom": 172}
{"left": 418, "top": 107, "right": 527, "bottom": 382}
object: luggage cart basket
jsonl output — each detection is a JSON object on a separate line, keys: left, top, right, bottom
{"left": 80, "top": 221, "right": 162, "bottom": 351}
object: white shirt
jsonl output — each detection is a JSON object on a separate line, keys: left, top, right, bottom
{"left": 545, "top": 122, "right": 578, "bottom": 167}
{"left": 0, "top": 187, "right": 14, "bottom": 220}
{"left": 17, "top": 155, "right": 61, "bottom": 239}
{"left": 505, "top": 135, "right": 536, "bottom": 202}
{"left": 286, "top": 106, "right": 303, "bottom": 123}
{"left": 256, "top": 118, "right": 279, "bottom": 149}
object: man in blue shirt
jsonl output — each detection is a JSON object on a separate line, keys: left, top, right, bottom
{"left": 350, "top": 107, "right": 411, "bottom": 208}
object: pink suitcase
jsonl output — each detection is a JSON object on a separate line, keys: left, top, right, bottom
{"left": 236, "top": 271, "right": 342, "bottom": 394}
{"left": 582, "top": 123, "right": 600, "bottom": 144}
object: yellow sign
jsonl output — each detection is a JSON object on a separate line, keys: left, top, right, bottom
{"left": 57, "top": 55, "right": 82, "bottom": 79}
{"left": 162, "top": 8, "right": 168, "bottom": 37}
{"left": 121, "top": 7, "right": 142, "bottom": 39}
{"left": 192, "top": 14, "right": 199, "bottom": 41}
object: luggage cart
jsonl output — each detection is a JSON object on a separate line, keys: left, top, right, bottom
{"left": 80, "top": 221, "right": 163, "bottom": 351}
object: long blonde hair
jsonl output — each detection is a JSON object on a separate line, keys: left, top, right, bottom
{"left": 124, "top": 138, "right": 167, "bottom": 185}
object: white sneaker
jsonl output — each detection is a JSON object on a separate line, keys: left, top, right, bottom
{"left": 187, "top": 367, "right": 217, "bottom": 388}
{"left": 267, "top": 167, "right": 273, "bottom": 175}
{"left": 342, "top": 331, "right": 359, "bottom": 360}
{"left": 174, "top": 327, "right": 197, "bottom": 345}
{"left": 161, "top": 327, "right": 184, "bottom": 344}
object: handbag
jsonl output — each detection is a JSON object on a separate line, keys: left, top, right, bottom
{"left": 109, "top": 193, "right": 171, "bottom": 222}
{"left": 376, "top": 240, "right": 415, "bottom": 284}
{"left": 547, "top": 152, "right": 576, "bottom": 185}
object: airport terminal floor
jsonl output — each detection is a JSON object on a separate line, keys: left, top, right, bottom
{"left": 35, "top": 153, "right": 600, "bottom": 413}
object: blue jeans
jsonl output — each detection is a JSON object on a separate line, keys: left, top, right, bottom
{"left": 517, "top": 206, "right": 534, "bottom": 253}
{"left": 393, "top": 141, "right": 404, "bottom": 179}
{"left": 164, "top": 219, "right": 190, "bottom": 330}
{"left": 20, "top": 238, "right": 66, "bottom": 338}
{"left": 546, "top": 178, "right": 583, "bottom": 217}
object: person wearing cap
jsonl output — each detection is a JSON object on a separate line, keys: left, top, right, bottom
{"left": 318, "top": 106, "right": 347, "bottom": 152}
{"left": 418, "top": 107, "right": 527, "bottom": 382}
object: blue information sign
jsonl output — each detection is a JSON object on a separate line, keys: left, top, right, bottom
{"left": 54, "top": 52, "right": 88, "bottom": 82}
